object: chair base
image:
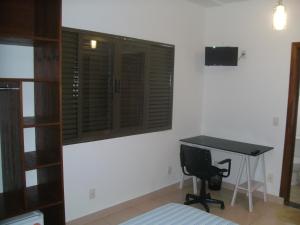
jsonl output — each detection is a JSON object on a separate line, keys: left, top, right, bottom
{"left": 184, "top": 193, "right": 225, "bottom": 213}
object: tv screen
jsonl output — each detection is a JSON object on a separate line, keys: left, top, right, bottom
{"left": 205, "top": 47, "right": 238, "bottom": 66}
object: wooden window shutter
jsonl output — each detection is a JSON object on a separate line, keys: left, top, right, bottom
{"left": 62, "top": 30, "right": 79, "bottom": 142}
{"left": 79, "top": 35, "right": 114, "bottom": 136}
{"left": 146, "top": 44, "right": 174, "bottom": 130}
{"left": 118, "top": 42, "right": 146, "bottom": 131}
{"left": 62, "top": 27, "right": 175, "bottom": 145}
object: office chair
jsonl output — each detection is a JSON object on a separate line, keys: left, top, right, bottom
{"left": 180, "top": 145, "right": 231, "bottom": 212}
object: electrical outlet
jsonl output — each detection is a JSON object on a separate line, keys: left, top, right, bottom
{"left": 89, "top": 188, "right": 96, "bottom": 200}
{"left": 267, "top": 174, "right": 274, "bottom": 184}
{"left": 167, "top": 166, "right": 172, "bottom": 175}
{"left": 241, "top": 50, "right": 247, "bottom": 57}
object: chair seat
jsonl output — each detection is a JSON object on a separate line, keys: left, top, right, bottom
{"left": 193, "top": 165, "right": 221, "bottom": 179}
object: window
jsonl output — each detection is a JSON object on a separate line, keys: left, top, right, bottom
{"left": 62, "top": 28, "right": 174, "bottom": 145}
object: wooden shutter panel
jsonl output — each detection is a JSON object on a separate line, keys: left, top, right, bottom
{"left": 119, "top": 43, "right": 146, "bottom": 130}
{"left": 80, "top": 36, "right": 114, "bottom": 134}
{"left": 62, "top": 27, "right": 175, "bottom": 144}
{"left": 147, "top": 44, "right": 174, "bottom": 130}
{"left": 62, "top": 31, "right": 79, "bottom": 142}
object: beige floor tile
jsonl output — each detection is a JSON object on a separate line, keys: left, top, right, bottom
{"left": 85, "top": 217, "right": 112, "bottom": 225}
{"left": 277, "top": 210, "right": 300, "bottom": 225}
{"left": 78, "top": 183, "right": 300, "bottom": 225}
{"left": 152, "top": 189, "right": 186, "bottom": 204}
{"left": 251, "top": 216, "right": 291, "bottom": 225}
{"left": 251, "top": 200, "right": 300, "bottom": 225}
{"left": 133, "top": 198, "right": 167, "bottom": 213}
{"left": 290, "top": 184, "right": 300, "bottom": 204}
{"left": 221, "top": 204, "right": 262, "bottom": 225}
{"left": 103, "top": 207, "right": 144, "bottom": 225}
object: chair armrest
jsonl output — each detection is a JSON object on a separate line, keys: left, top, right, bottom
{"left": 218, "top": 159, "right": 231, "bottom": 165}
{"left": 217, "top": 159, "right": 231, "bottom": 178}
{"left": 181, "top": 166, "right": 191, "bottom": 176}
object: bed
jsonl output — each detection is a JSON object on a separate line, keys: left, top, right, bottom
{"left": 120, "top": 203, "right": 238, "bottom": 225}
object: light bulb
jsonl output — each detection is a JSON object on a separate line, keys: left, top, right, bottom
{"left": 273, "top": 3, "right": 287, "bottom": 30}
{"left": 90, "top": 40, "right": 97, "bottom": 49}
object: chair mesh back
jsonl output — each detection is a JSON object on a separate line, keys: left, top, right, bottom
{"left": 180, "top": 145, "right": 212, "bottom": 174}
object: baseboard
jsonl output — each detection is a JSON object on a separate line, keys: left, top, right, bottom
{"left": 67, "top": 178, "right": 283, "bottom": 225}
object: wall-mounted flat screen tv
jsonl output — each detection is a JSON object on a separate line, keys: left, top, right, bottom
{"left": 205, "top": 47, "right": 238, "bottom": 66}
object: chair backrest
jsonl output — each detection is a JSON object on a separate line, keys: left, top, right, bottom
{"left": 180, "top": 145, "right": 212, "bottom": 175}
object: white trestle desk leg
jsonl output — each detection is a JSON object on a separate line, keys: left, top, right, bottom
{"left": 179, "top": 173, "right": 184, "bottom": 189}
{"left": 193, "top": 176, "right": 198, "bottom": 194}
{"left": 252, "top": 156, "right": 259, "bottom": 181}
{"left": 246, "top": 156, "right": 259, "bottom": 197}
{"left": 231, "top": 155, "right": 246, "bottom": 206}
{"left": 262, "top": 154, "right": 267, "bottom": 202}
{"left": 246, "top": 156, "right": 253, "bottom": 212}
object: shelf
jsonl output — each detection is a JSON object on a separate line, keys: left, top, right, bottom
{"left": 0, "top": 78, "right": 59, "bottom": 83}
{"left": 24, "top": 151, "right": 61, "bottom": 171}
{"left": 0, "top": 34, "right": 59, "bottom": 46}
{"left": 0, "top": 191, "right": 24, "bottom": 220}
{"left": 26, "top": 184, "right": 63, "bottom": 211}
{"left": 0, "top": 79, "right": 20, "bottom": 90}
{"left": 40, "top": 204, "right": 65, "bottom": 225}
{"left": 23, "top": 116, "right": 60, "bottom": 128}
{"left": 1, "top": 0, "right": 64, "bottom": 223}
{"left": 0, "top": 190, "right": 64, "bottom": 221}
{"left": 237, "top": 180, "right": 264, "bottom": 193}
{"left": 24, "top": 79, "right": 59, "bottom": 83}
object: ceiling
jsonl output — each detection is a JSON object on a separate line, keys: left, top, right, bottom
{"left": 188, "top": 0, "right": 251, "bottom": 7}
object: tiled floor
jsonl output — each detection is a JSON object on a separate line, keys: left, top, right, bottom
{"left": 290, "top": 184, "right": 300, "bottom": 204}
{"left": 84, "top": 185, "right": 300, "bottom": 225}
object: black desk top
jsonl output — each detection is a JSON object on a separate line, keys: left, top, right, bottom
{"left": 180, "top": 135, "right": 273, "bottom": 156}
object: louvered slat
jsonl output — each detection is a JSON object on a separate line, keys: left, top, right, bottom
{"left": 62, "top": 31, "right": 79, "bottom": 142}
{"left": 119, "top": 43, "right": 145, "bottom": 129}
{"left": 62, "top": 28, "right": 174, "bottom": 144}
{"left": 147, "top": 44, "right": 174, "bottom": 130}
{"left": 80, "top": 37, "right": 114, "bottom": 133}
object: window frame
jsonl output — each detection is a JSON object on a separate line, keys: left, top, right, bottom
{"left": 62, "top": 27, "right": 175, "bottom": 145}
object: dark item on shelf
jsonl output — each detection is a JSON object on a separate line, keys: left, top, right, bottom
{"left": 208, "top": 174, "right": 223, "bottom": 191}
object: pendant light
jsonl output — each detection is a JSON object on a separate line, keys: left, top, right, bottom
{"left": 273, "top": 0, "right": 287, "bottom": 30}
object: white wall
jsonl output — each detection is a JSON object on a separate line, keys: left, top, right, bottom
{"left": 62, "top": 0, "right": 205, "bottom": 221}
{"left": 3, "top": 0, "right": 299, "bottom": 221}
{"left": 201, "top": 0, "right": 300, "bottom": 195}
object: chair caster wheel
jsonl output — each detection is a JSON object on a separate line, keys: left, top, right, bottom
{"left": 221, "top": 203, "right": 225, "bottom": 210}
{"left": 185, "top": 194, "right": 193, "bottom": 202}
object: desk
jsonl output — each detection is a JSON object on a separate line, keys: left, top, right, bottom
{"left": 179, "top": 135, "right": 273, "bottom": 212}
